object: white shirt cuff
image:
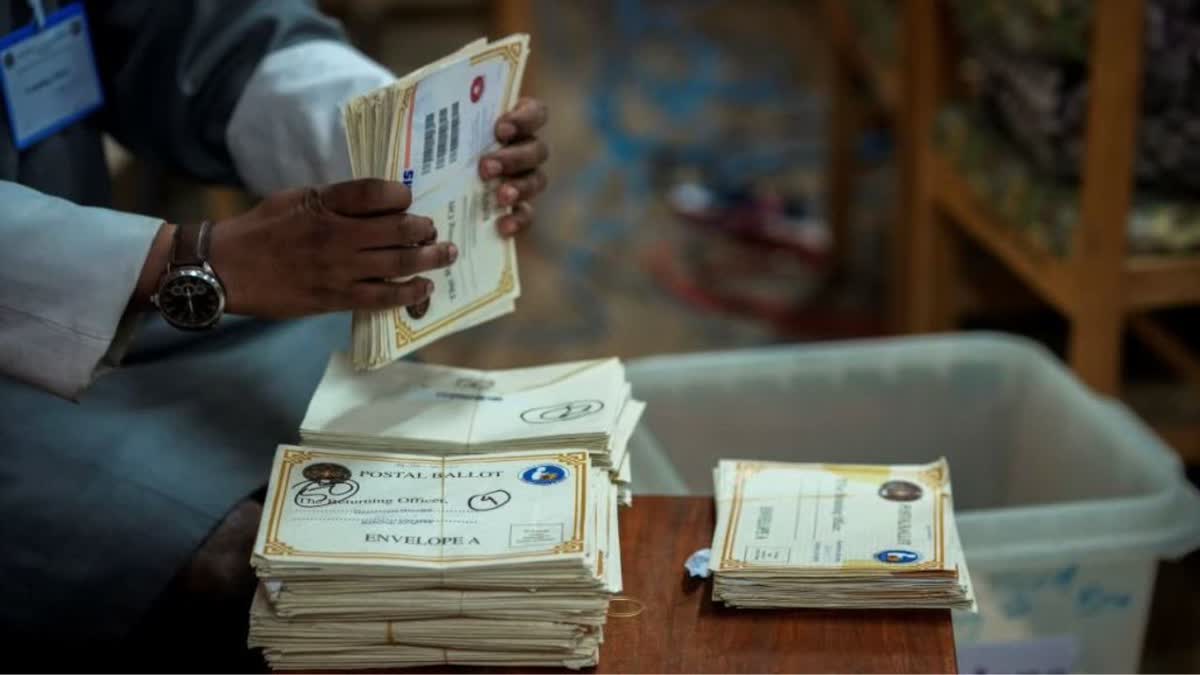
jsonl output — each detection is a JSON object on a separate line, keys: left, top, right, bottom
{"left": 0, "top": 182, "right": 161, "bottom": 399}
{"left": 226, "top": 40, "right": 395, "bottom": 195}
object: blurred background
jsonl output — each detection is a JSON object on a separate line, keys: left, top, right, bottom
{"left": 101, "top": 0, "right": 1197, "bottom": 671}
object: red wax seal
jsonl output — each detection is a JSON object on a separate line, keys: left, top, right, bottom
{"left": 470, "top": 75, "right": 485, "bottom": 103}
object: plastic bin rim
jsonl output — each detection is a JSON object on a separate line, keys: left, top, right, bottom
{"left": 626, "top": 331, "right": 1058, "bottom": 374}
{"left": 626, "top": 333, "right": 1200, "bottom": 558}
{"left": 957, "top": 486, "right": 1199, "bottom": 536}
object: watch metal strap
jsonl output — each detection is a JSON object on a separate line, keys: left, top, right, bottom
{"left": 172, "top": 220, "right": 212, "bottom": 267}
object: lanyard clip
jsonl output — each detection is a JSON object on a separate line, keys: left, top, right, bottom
{"left": 27, "top": 0, "right": 46, "bottom": 30}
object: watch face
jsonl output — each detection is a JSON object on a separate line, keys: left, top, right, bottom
{"left": 158, "top": 269, "right": 224, "bottom": 329}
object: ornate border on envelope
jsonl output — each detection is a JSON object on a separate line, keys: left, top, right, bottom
{"left": 385, "top": 85, "right": 416, "bottom": 177}
{"left": 263, "top": 447, "right": 587, "bottom": 564}
{"left": 389, "top": 260, "right": 517, "bottom": 347}
{"left": 380, "top": 41, "right": 528, "bottom": 358}
{"left": 718, "top": 460, "right": 950, "bottom": 572}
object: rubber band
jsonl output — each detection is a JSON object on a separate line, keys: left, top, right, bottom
{"left": 607, "top": 595, "right": 645, "bottom": 618}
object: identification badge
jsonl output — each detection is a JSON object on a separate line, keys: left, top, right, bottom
{"left": 0, "top": 2, "right": 104, "bottom": 149}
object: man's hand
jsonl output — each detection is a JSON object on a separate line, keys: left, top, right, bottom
{"left": 205, "top": 178, "right": 456, "bottom": 318}
{"left": 479, "top": 97, "right": 549, "bottom": 237}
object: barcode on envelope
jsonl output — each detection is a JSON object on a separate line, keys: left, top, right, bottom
{"left": 421, "top": 113, "right": 435, "bottom": 175}
{"left": 450, "top": 102, "right": 460, "bottom": 164}
{"left": 420, "top": 105, "right": 462, "bottom": 176}
{"left": 436, "top": 107, "right": 449, "bottom": 170}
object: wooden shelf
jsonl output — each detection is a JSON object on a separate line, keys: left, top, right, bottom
{"left": 1155, "top": 422, "right": 1200, "bottom": 465}
{"left": 887, "top": 0, "right": 1197, "bottom": 456}
{"left": 930, "top": 151, "right": 1077, "bottom": 314}
{"left": 1127, "top": 255, "right": 1200, "bottom": 311}
{"left": 824, "top": 0, "right": 900, "bottom": 114}
{"left": 932, "top": 149, "right": 1200, "bottom": 318}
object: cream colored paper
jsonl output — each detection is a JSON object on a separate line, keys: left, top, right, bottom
{"left": 298, "top": 354, "right": 643, "bottom": 488}
{"left": 710, "top": 458, "right": 976, "bottom": 610}
{"left": 253, "top": 446, "right": 591, "bottom": 571}
{"left": 343, "top": 35, "right": 530, "bottom": 371}
{"left": 249, "top": 446, "right": 621, "bottom": 672}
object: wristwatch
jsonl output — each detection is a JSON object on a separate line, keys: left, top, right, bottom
{"left": 151, "top": 220, "right": 227, "bottom": 330}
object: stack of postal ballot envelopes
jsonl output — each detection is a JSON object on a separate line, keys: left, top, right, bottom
{"left": 248, "top": 34, "right": 651, "bottom": 670}
{"left": 708, "top": 458, "right": 976, "bottom": 610}
{"left": 250, "top": 353, "right": 642, "bottom": 669}
{"left": 343, "top": 34, "right": 529, "bottom": 372}
{"left": 299, "top": 354, "right": 642, "bottom": 507}
{"left": 250, "top": 446, "right": 620, "bottom": 669}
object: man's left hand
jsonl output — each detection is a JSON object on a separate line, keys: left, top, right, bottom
{"left": 479, "top": 97, "right": 549, "bottom": 237}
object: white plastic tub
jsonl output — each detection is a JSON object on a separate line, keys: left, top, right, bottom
{"left": 625, "top": 333, "right": 1200, "bottom": 674}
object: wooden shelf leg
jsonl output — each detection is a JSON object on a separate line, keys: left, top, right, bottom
{"left": 205, "top": 188, "right": 245, "bottom": 222}
{"left": 897, "top": 0, "right": 957, "bottom": 333}
{"left": 1068, "top": 308, "right": 1125, "bottom": 395}
{"left": 1129, "top": 314, "right": 1200, "bottom": 395}
{"left": 490, "top": 0, "right": 533, "bottom": 35}
{"left": 905, "top": 205, "right": 961, "bottom": 332}
{"left": 491, "top": 0, "right": 535, "bottom": 95}
{"left": 826, "top": 51, "right": 858, "bottom": 280}
{"left": 1068, "top": 0, "right": 1146, "bottom": 396}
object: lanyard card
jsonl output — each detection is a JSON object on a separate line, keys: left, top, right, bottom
{"left": 0, "top": 2, "right": 104, "bottom": 150}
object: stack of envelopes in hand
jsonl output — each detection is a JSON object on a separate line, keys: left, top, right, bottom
{"left": 299, "top": 353, "right": 644, "bottom": 505}
{"left": 343, "top": 34, "right": 530, "bottom": 372}
{"left": 709, "top": 458, "right": 976, "bottom": 610}
{"left": 250, "top": 445, "right": 621, "bottom": 670}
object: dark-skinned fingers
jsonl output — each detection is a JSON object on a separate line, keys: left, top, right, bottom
{"left": 315, "top": 178, "right": 412, "bottom": 217}
{"left": 495, "top": 97, "right": 548, "bottom": 142}
{"left": 353, "top": 242, "right": 458, "bottom": 280}
{"left": 347, "top": 277, "right": 434, "bottom": 310}
{"left": 497, "top": 170, "right": 547, "bottom": 207}
{"left": 405, "top": 297, "right": 431, "bottom": 319}
{"left": 254, "top": 187, "right": 309, "bottom": 217}
{"left": 479, "top": 138, "right": 548, "bottom": 179}
{"left": 497, "top": 201, "right": 534, "bottom": 238}
{"left": 349, "top": 213, "right": 436, "bottom": 250}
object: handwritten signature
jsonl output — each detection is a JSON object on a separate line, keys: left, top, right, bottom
{"left": 467, "top": 489, "right": 512, "bottom": 512}
{"left": 292, "top": 478, "right": 361, "bottom": 508}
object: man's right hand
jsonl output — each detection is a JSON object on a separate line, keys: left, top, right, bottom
{"left": 202, "top": 178, "right": 455, "bottom": 319}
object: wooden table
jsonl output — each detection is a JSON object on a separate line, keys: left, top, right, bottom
{"left": 420, "top": 496, "right": 957, "bottom": 674}
{"left": 602, "top": 496, "right": 956, "bottom": 673}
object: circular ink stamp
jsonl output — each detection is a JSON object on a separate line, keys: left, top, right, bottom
{"left": 878, "top": 480, "right": 923, "bottom": 502}
{"left": 520, "top": 400, "right": 605, "bottom": 424}
{"left": 303, "top": 462, "right": 352, "bottom": 483}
